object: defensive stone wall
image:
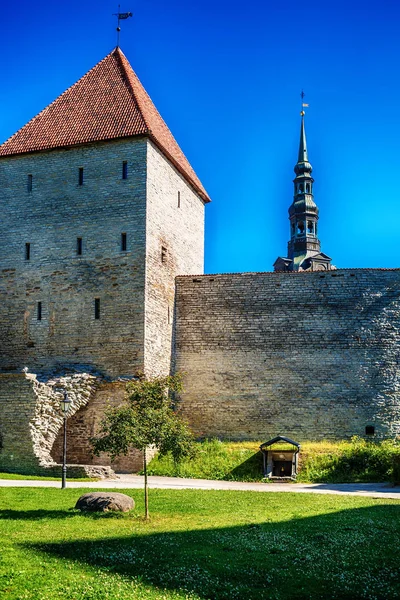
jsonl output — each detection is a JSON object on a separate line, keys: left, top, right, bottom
{"left": 174, "top": 269, "right": 400, "bottom": 441}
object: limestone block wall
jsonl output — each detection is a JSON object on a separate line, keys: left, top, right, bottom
{"left": 144, "top": 141, "right": 205, "bottom": 376}
{"left": 0, "top": 138, "right": 148, "bottom": 377}
{"left": 174, "top": 269, "right": 400, "bottom": 441}
{"left": 0, "top": 372, "right": 98, "bottom": 473}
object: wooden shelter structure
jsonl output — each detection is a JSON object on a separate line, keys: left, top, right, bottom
{"left": 260, "top": 436, "right": 301, "bottom": 479}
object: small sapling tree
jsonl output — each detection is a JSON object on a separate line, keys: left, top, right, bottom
{"left": 91, "top": 373, "right": 194, "bottom": 519}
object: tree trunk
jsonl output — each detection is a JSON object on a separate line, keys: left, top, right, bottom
{"left": 143, "top": 447, "right": 149, "bottom": 519}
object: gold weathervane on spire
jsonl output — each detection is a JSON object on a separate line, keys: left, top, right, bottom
{"left": 113, "top": 5, "right": 133, "bottom": 47}
{"left": 300, "top": 90, "right": 309, "bottom": 116}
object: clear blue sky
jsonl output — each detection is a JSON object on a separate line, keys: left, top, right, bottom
{"left": 1, "top": 0, "right": 399, "bottom": 272}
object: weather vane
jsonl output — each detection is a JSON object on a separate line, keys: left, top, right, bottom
{"left": 113, "top": 5, "right": 133, "bottom": 47}
{"left": 300, "top": 90, "right": 309, "bottom": 116}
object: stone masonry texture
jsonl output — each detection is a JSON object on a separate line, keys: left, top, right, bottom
{"left": 0, "top": 137, "right": 148, "bottom": 377}
{"left": 174, "top": 269, "right": 400, "bottom": 441}
{"left": 144, "top": 141, "right": 205, "bottom": 376}
{"left": 0, "top": 137, "right": 204, "bottom": 378}
{"left": 0, "top": 136, "right": 205, "bottom": 472}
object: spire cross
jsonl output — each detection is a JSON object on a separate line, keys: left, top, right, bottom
{"left": 113, "top": 5, "right": 133, "bottom": 47}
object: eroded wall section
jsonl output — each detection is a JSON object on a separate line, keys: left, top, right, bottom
{"left": 0, "top": 373, "right": 147, "bottom": 474}
{"left": 0, "top": 372, "right": 98, "bottom": 473}
{"left": 51, "top": 381, "right": 149, "bottom": 472}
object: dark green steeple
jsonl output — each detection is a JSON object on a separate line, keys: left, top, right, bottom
{"left": 297, "top": 114, "right": 309, "bottom": 164}
{"left": 288, "top": 112, "right": 320, "bottom": 266}
{"left": 273, "top": 111, "right": 333, "bottom": 272}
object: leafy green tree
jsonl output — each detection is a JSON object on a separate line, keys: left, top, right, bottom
{"left": 91, "top": 373, "right": 194, "bottom": 518}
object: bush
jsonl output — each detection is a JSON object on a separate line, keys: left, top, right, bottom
{"left": 296, "top": 437, "right": 400, "bottom": 483}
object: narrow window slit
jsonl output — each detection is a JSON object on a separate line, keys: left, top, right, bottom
{"left": 25, "top": 243, "right": 31, "bottom": 261}
{"left": 94, "top": 298, "right": 100, "bottom": 320}
{"left": 121, "top": 233, "right": 127, "bottom": 251}
{"left": 78, "top": 167, "right": 84, "bottom": 186}
{"left": 27, "top": 174, "right": 33, "bottom": 193}
{"left": 77, "top": 237, "right": 83, "bottom": 255}
{"left": 122, "top": 161, "right": 128, "bottom": 180}
{"left": 161, "top": 246, "right": 167, "bottom": 263}
{"left": 37, "top": 302, "right": 42, "bottom": 321}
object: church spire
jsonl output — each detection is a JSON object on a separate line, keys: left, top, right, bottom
{"left": 273, "top": 110, "right": 334, "bottom": 272}
{"left": 297, "top": 113, "right": 308, "bottom": 164}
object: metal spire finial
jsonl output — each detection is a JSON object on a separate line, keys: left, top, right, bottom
{"left": 300, "top": 90, "right": 309, "bottom": 116}
{"left": 297, "top": 94, "right": 309, "bottom": 164}
{"left": 113, "top": 5, "right": 133, "bottom": 47}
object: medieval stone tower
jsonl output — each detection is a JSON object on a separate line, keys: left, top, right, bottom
{"left": 0, "top": 47, "right": 209, "bottom": 473}
{"left": 0, "top": 47, "right": 209, "bottom": 379}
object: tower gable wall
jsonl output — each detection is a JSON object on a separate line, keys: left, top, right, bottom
{"left": 144, "top": 140, "right": 205, "bottom": 376}
{"left": 174, "top": 269, "right": 400, "bottom": 440}
{"left": 0, "top": 138, "right": 148, "bottom": 377}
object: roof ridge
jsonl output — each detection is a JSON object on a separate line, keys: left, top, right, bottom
{"left": 111, "top": 47, "right": 210, "bottom": 203}
{"left": 115, "top": 47, "right": 169, "bottom": 138}
{"left": 112, "top": 47, "right": 150, "bottom": 133}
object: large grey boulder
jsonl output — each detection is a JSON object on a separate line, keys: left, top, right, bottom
{"left": 75, "top": 492, "right": 134, "bottom": 512}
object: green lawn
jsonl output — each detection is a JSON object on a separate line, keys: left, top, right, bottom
{"left": 0, "top": 488, "right": 399, "bottom": 599}
{"left": 0, "top": 472, "right": 95, "bottom": 482}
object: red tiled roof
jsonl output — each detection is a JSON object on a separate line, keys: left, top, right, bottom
{"left": 0, "top": 47, "right": 210, "bottom": 202}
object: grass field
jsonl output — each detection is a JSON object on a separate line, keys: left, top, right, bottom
{"left": 0, "top": 487, "right": 399, "bottom": 599}
{"left": 0, "top": 472, "right": 94, "bottom": 481}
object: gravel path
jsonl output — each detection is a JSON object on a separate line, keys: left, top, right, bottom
{"left": 1, "top": 475, "right": 400, "bottom": 499}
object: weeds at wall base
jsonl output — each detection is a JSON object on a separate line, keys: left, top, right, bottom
{"left": 146, "top": 437, "right": 400, "bottom": 484}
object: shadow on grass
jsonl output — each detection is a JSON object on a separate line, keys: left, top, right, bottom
{"left": 0, "top": 509, "right": 131, "bottom": 521}
{"left": 225, "top": 451, "right": 263, "bottom": 481}
{"left": 24, "top": 504, "right": 400, "bottom": 600}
